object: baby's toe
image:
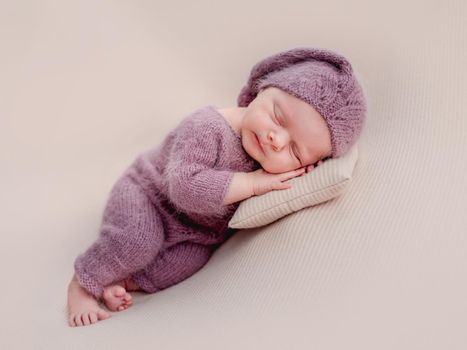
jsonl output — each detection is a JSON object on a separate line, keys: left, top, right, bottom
{"left": 82, "top": 313, "right": 91, "bottom": 326}
{"left": 69, "top": 314, "right": 76, "bottom": 327}
{"left": 97, "top": 309, "right": 111, "bottom": 320}
{"left": 89, "top": 312, "right": 98, "bottom": 324}
{"left": 75, "top": 314, "right": 84, "bottom": 327}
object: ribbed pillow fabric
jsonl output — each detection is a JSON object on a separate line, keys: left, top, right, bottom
{"left": 228, "top": 144, "right": 359, "bottom": 228}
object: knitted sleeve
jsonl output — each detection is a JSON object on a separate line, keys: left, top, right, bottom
{"left": 164, "top": 117, "right": 235, "bottom": 217}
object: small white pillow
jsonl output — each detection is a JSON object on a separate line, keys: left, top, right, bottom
{"left": 228, "top": 144, "right": 359, "bottom": 229}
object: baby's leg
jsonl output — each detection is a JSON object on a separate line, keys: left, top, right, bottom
{"left": 130, "top": 242, "right": 213, "bottom": 293}
{"left": 73, "top": 174, "right": 166, "bottom": 300}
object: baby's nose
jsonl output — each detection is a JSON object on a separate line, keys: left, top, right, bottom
{"left": 269, "top": 132, "right": 288, "bottom": 150}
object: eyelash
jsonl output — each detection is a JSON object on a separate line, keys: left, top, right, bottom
{"left": 291, "top": 144, "right": 300, "bottom": 162}
{"left": 273, "top": 112, "right": 282, "bottom": 126}
{"left": 273, "top": 111, "right": 300, "bottom": 162}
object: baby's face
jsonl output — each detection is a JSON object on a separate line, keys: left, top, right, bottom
{"left": 240, "top": 86, "right": 332, "bottom": 174}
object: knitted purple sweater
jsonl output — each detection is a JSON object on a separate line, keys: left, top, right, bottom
{"left": 125, "top": 105, "right": 259, "bottom": 246}
{"left": 74, "top": 105, "right": 260, "bottom": 297}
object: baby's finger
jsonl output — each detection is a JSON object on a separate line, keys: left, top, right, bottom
{"left": 279, "top": 168, "right": 304, "bottom": 181}
{"left": 281, "top": 167, "right": 303, "bottom": 176}
{"left": 292, "top": 167, "right": 306, "bottom": 177}
{"left": 276, "top": 181, "right": 293, "bottom": 190}
{"left": 272, "top": 177, "right": 289, "bottom": 189}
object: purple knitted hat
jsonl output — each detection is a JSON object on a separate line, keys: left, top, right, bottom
{"left": 237, "top": 47, "right": 367, "bottom": 157}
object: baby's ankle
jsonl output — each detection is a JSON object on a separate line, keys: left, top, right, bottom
{"left": 124, "top": 277, "right": 140, "bottom": 291}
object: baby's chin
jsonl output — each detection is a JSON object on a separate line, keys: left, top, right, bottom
{"left": 252, "top": 154, "right": 292, "bottom": 174}
{"left": 261, "top": 163, "right": 294, "bottom": 174}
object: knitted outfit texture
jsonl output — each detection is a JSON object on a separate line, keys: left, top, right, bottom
{"left": 74, "top": 105, "right": 260, "bottom": 299}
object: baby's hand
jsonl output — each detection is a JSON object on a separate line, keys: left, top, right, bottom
{"left": 250, "top": 167, "right": 306, "bottom": 196}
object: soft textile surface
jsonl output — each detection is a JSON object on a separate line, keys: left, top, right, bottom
{"left": 229, "top": 144, "right": 359, "bottom": 228}
{"left": 1, "top": 1, "right": 466, "bottom": 350}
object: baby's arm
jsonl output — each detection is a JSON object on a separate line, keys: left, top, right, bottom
{"left": 223, "top": 167, "right": 306, "bottom": 205}
{"left": 222, "top": 172, "right": 254, "bottom": 205}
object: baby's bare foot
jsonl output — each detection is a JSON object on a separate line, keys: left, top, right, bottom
{"left": 67, "top": 273, "right": 111, "bottom": 327}
{"left": 102, "top": 281, "right": 133, "bottom": 312}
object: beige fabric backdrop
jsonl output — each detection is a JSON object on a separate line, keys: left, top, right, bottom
{"left": 1, "top": 0, "right": 466, "bottom": 349}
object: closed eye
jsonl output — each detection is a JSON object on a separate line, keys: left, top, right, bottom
{"left": 291, "top": 144, "right": 301, "bottom": 165}
{"left": 273, "top": 105, "right": 282, "bottom": 126}
{"left": 275, "top": 105, "right": 301, "bottom": 165}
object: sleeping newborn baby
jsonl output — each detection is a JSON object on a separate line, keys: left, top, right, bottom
{"left": 67, "top": 47, "right": 367, "bottom": 327}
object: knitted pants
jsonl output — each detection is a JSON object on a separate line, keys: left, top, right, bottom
{"left": 73, "top": 174, "right": 212, "bottom": 300}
